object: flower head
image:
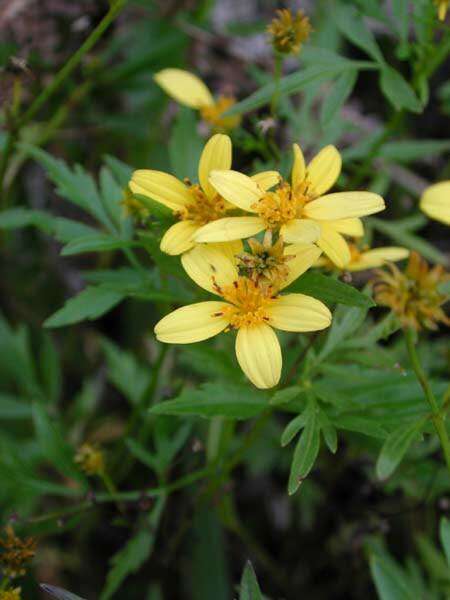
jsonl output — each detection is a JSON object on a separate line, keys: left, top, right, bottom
{"left": 129, "top": 134, "right": 280, "bottom": 256}
{"left": 194, "top": 144, "right": 385, "bottom": 268}
{"left": 434, "top": 0, "right": 449, "bottom": 20}
{"left": 154, "top": 68, "right": 241, "bottom": 131}
{"left": 236, "top": 231, "right": 295, "bottom": 286}
{"left": 0, "top": 526, "right": 36, "bottom": 579}
{"left": 75, "top": 443, "right": 105, "bottom": 476}
{"left": 420, "top": 181, "right": 450, "bottom": 225}
{"left": 268, "top": 9, "right": 312, "bottom": 55}
{"left": 157, "top": 243, "right": 330, "bottom": 388}
{"left": 316, "top": 243, "right": 409, "bottom": 272}
{"left": 373, "top": 252, "right": 450, "bottom": 331}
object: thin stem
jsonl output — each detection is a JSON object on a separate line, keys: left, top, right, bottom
{"left": 270, "top": 53, "right": 283, "bottom": 117}
{"left": 405, "top": 327, "right": 450, "bottom": 476}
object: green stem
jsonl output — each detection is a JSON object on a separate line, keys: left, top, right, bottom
{"left": 0, "top": 0, "right": 126, "bottom": 193}
{"left": 405, "top": 328, "right": 450, "bottom": 475}
{"left": 270, "top": 53, "right": 283, "bottom": 117}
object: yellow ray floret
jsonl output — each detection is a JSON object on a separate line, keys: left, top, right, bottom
{"left": 154, "top": 68, "right": 241, "bottom": 130}
{"left": 420, "top": 181, "right": 450, "bottom": 226}
{"left": 197, "top": 144, "right": 385, "bottom": 268}
{"left": 155, "top": 244, "right": 330, "bottom": 389}
{"left": 316, "top": 243, "right": 409, "bottom": 272}
{"left": 129, "top": 134, "right": 280, "bottom": 256}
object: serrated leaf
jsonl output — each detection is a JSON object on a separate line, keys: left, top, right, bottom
{"left": 288, "top": 406, "right": 320, "bottom": 495}
{"left": 287, "top": 272, "right": 374, "bottom": 308}
{"left": 320, "top": 69, "right": 357, "bottom": 125}
{"left": 100, "top": 497, "right": 165, "bottom": 600}
{"left": 239, "top": 561, "right": 262, "bottom": 600}
{"left": 379, "top": 67, "right": 422, "bottom": 113}
{"left": 150, "top": 383, "right": 268, "bottom": 420}
{"left": 376, "top": 418, "right": 426, "bottom": 479}
{"left": 44, "top": 286, "right": 125, "bottom": 328}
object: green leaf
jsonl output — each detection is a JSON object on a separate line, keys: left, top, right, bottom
{"left": 60, "top": 234, "right": 136, "bottom": 256}
{"left": 369, "top": 550, "right": 417, "bottom": 600}
{"left": 439, "top": 517, "right": 450, "bottom": 567}
{"left": 320, "top": 69, "right": 357, "bottom": 125}
{"left": 40, "top": 584, "right": 87, "bottom": 600}
{"left": 32, "top": 401, "right": 85, "bottom": 484}
{"left": 39, "top": 334, "right": 61, "bottom": 403}
{"left": 281, "top": 412, "right": 308, "bottom": 447}
{"left": 287, "top": 272, "right": 374, "bottom": 308}
{"left": 150, "top": 383, "right": 268, "bottom": 420}
{"left": 288, "top": 403, "right": 320, "bottom": 495}
{"left": 270, "top": 385, "right": 302, "bottom": 406}
{"left": 100, "top": 497, "right": 165, "bottom": 600}
{"left": 103, "top": 154, "right": 133, "bottom": 187}
{"left": 99, "top": 165, "right": 124, "bottom": 228}
{"left": 379, "top": 67, "right": 422, "bottom": 113}
{"left": 0, "top": 208, "right": 54, "bottom": 232}
{"left": 44, "top": 286, "right": 125, "bottom": 328}
{"left": 379, "top": 139, "right": 450, "bottom": 162}
{"left": 333, "top": 415, "right": 388, "bottom": 440}
{"left": 0, "top": 394, "right": 32, "bottom": 419}
{"left": 169, "top": 107, "right": 203, "bottom": 182}
{"left": 225, "top": 65, "right": 347, "bottom": 117}
{"left": 239, "top": 561, "right": 262, "bottom": 600}
{"left": 132, "top": 193, "right": 174, "bottom": 221}
{"left": 335, "top": 5, "right": 385, "bottom": 63}
{"left": 376, "top": 419, "right": 426, "bottom": 479}
{"left": 318, "top": 304, "right": 369, "bottom": 361}
{"left": 101, "top": 338, "right": 151, "bottom": 405}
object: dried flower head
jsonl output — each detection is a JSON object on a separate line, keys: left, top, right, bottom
{"left": 75, "top": 443, "right": 105, "bottom": 476}
{"left": 373, "top": 252, "right": 450, "bottom": 331}
{"left": 0, "top": 588, "right": 21, "bottom": 600}
{"left": 267, "top": 9, "right": 312, "bottom": 55}
{"left": 0, "top": 526, "right": 36, "bottom": 579}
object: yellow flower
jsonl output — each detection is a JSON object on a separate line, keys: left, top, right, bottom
{"left": 129, "top": 134, "right": 280, "bottom": 256}
{"left": 434, "top": 0, "right": 449, "bottom": 20}
{"left": 75, "top": 443, "right": 105, "bottom": 476}
{"left": 0, "top": 588, "right": 21, "bottom": 600}
{"left": 155, "top": 243, "right": 330, "bottom": 389}
{"left": 154, "top": 68, "right": 241, "bottom": 130}
{"left": 316, "top": 243, "right": 409, "bottom": 272}
{"left": 420, "top": 181, "right": 450, "bottom": 225}
{"left": 373, "top": 251, "right": 450, "bottom": 331}
{"left": 268, "top": 8, "right": 312, "bottom": 55}
{"left": 194, "top": 144, "right": 385, "bottom": 268}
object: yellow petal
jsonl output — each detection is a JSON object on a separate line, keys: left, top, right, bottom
{"left": 130, "top": 170, "right": 191, "bottom": 211}
{"left": 154, "top": 69, "right": 214, "bottom": 109}
{"left": 160, "top": 220, "right": 199, "bottom": 255}
{"left": 181, "top": 243, "right": 238, "bottom": 294}
{"left": 155, "top": 302, "right": 230, "bottom": 344}
{"left": 281, "top": 244, "right": 323, "bottom": 289}
{"left": 220, "top": 239, "right": 244, "bottom": 258}
{"left": 198, "top": 134, "right": 232, "bottom": 200}
{"left": 267, "top": 294, "right": 332, "bottom": 332}
{"left": 194, "top": 216, "right": 265, "bottom": 243}
{"left": 280, "top": 219, "right": 321, "bottom": 244}
{"left": 235, "top": 324, "right": 281, "bottom": 389}
{"left": 348, "top": 247, "right": 410, "bottom": 271}
{"left": 304, "top": 192, "right": 385, "bottom": 220}
{"left": 307, "top": 145, "right": 341, "bottom": 196}
{"left": 420, "top": 181, "right": 450, "bottom": 225}
{"left": 316, "top": 223, "right": 351, "bottom": 268}
{"left": 251, "top": 171, "right": 281, "bottom": 191}
{"left": 291, "top": 143, "right": 306, "bottom": 188}
{"left": 209, "top": 170, "right": 263, "bottom": 211}
{"left": 330, "top": 218, "right": 364, "bottom": 237}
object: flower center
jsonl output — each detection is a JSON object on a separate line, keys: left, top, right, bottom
{"left": 177, "top": 184, "right": 228, "bottom": 225}
{"left": 236, "top": 234, "right": 293, "bottom": 287}
{"left": 199, "top": 95, "right": 241, "bottom": 130}
{"left": 252, "top": 180, "right": 315, "bottom": 229}
{"left": 212, "top": 277, "right": 277, "bottom": 329}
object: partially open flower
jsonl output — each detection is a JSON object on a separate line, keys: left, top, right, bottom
{"left": 268, "top": 9, "right": 312, "bottom": 55}
{"left": 372, "top": 252, "right": 450, "bottom": 331}
{"left": 420, "top": 181, "right": 450, "bottom": 225}
{"left": 75, "top": 443, "right": 105, "bottom": 476}
{"left": 0, "top": 526, "right": 36, "bottom": 579}
{"left": 157, "top": 243, "right": 329, "bottom": 389}
{"left": 154, "top": 69, "right": 241, "bottom": 131}
{"left": 434, "top": 0, "right": 449, "bottom": 20}
{"left": 316, "top": 243, "right": 409, "bottom": 272}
